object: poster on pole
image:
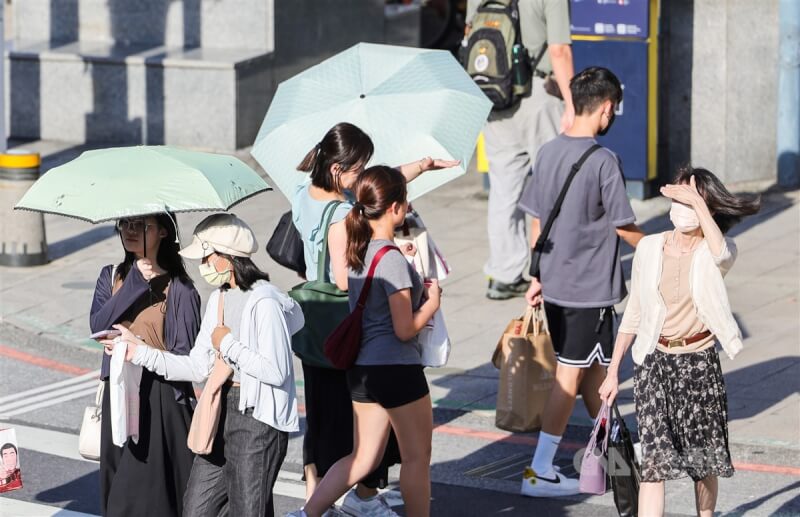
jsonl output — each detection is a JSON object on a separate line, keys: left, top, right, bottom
{"left": 0, "top": 428, "right": 23, "bottom": 493}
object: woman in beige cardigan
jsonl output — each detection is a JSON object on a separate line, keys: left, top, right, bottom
{"left": 599, "top": 167, "right": 759, "bottom": 517}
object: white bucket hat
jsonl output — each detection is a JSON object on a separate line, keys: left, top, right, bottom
{"left": 179, "top": 213, "right": 258, "bottom": 259}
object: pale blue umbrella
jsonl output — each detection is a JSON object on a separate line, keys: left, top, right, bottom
{"left": 251, "top": 42, "right": 492, "bottom": 201}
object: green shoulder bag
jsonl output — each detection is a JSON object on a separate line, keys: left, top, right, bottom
{"left": 288, "top": 201, "right": 350, "bottom": 369}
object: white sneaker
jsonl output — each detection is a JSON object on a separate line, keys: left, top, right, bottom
{"left": 340, "top": 489, "right": 399, "bottom": 516}
{"left": 519, "top": 466, "right": 580, "bottom": 498}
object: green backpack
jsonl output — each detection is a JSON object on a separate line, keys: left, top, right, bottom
{"left": 288, "top": 201, "right": 350, "bottom": 369}
{"left": 462, "top": 0, "right": 545, "bottom": 110}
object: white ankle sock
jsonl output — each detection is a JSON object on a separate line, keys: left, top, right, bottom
{"left": 531, "top": 432, "right": 562, "bottom": 476}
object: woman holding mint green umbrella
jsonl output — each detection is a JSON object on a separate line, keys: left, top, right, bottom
{"left": 89, "top": 213, "right": 199, "bottom": 517}
{"left": 292, "top": 122, "right": 456, "bottom": 515}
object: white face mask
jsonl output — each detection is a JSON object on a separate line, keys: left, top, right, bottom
{"left": 669, "top": 202, "right": 700, "bottom": 233}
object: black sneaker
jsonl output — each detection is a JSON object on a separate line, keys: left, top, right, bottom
{"left": 486, "top": 278, "right": 529, "bottom": 300}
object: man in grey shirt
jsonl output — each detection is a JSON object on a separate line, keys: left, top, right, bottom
{"left": 465, "top": 0, "right": 576, "bottom": 300}
{"left": 518, "top": 67, "right": 644, "bottom": 498}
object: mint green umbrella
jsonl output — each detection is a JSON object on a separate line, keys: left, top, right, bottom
{"left": 251, "top": 43, "right": 492, "bottom": 201}
{"left": 15, "top": 146, "right": 271, "bottom": 223}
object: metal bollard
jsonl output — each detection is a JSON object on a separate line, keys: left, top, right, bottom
{"left": 0, "top": 151, "right": 49, "bottom": 266}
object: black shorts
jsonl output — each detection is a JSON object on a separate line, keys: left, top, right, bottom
{"left": 544, "top": 302, "right": 614, "bottom": 368}
{"left": 346, "top": 364, "right": 430, "bottom": 409}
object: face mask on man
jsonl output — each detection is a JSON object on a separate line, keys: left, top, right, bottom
{"left": 198, "top": 259, "right": 232, "bottom": 287}
{"left": 669, "top": 202, "right": 701, "bottom": 232}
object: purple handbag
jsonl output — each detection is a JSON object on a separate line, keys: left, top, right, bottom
{"left": 579, "top": 402, "right": 610, "bottom": 494}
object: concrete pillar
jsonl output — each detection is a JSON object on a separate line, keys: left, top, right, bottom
{"left": 0, "top": 151, "right": 48, "bottom": 266}
{"left": 690, "top": 1, "right": 780, "bottom": 184}
{"left": 777, "top": 0, "right": 800, "bottom": 187}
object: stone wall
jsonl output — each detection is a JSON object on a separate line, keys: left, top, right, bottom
{"left": 689, "top": 1, "right": 780, "bottom": 184}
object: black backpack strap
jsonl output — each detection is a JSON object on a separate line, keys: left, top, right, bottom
{"left": 530, "top": 42, "right": 548, "bottom": 72}
{"left": 316, "top": 200, "right": 344, "bottom": 282}
{"left": 530, "top": 144, "right": 602, "bottom": 278}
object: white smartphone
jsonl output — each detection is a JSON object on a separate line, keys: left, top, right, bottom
{"left": 89, "top": 329, "right": 122, "bottom": 340}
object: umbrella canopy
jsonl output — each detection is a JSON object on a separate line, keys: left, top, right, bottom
{"left": 15, "top": 146, "right": 271, "bottom": 223}
{"left": 251, "top": 42, "right": 492, "bottom": 201}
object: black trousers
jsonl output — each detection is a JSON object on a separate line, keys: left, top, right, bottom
{"left": 99, "top": 371, "right": 194, "bottom": 517}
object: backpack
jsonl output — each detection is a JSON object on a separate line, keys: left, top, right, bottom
{"left": 461, "top": 0, "right": 547, "bottom": 110}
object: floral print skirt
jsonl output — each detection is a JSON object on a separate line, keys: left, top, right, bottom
{"left": 633, "top": 347, "right": 735, "bottom": 482}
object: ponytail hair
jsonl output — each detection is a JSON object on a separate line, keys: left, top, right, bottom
{"left": 345, "top": 166, "right": 407, "bottom": 272}
{"left": 297, "top": 122, "right": 374, "bottom": 193}
{"left": 673, "top": 166, "right": 761, "bottom": 234}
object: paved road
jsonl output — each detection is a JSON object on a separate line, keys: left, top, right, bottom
{"left": 1, "top": 326, "right": 798, "bottom": 517}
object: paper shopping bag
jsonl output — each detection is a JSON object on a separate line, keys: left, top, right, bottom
{"left": 493, "top": 306, "right": 557, "bottom": 433}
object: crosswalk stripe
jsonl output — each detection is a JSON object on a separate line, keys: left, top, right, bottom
{"left": 0, "top": 386, "right": 99, "bottom": 417}
{"left": 0, "top": 380, "right": 98, "bottom": 414}
{"left": 0, "top": 370, "right": 100, "bottom": 405}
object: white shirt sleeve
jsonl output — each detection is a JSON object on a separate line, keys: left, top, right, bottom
{"left": 618, "top": 248, "right": 642, "bottom": 334}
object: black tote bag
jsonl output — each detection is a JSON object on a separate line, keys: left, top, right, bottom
{"left": 608, "top": 402, "right": 640, "bottom": 517}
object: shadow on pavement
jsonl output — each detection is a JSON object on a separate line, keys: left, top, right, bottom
{"left": 48, "top": 225, "right": 117, "bottom": 261}
{"left": 724, "top": 480, "right": 800, "bottom": 516}
{"left": 36, "top": 470, "right": 100, "bottom": 515}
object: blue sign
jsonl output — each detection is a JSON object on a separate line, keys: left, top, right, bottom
{"left": 572, "top": 39, "right": 649, "bottom": 181}
{"left": 570, "top": 0, "right": 650, "bottom": 39}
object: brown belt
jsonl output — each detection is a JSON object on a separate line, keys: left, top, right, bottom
{"left": 658, "top": 330, "right": 712, "bottom": 348}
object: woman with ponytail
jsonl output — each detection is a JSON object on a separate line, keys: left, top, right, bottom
{"left": 290, "top": 166, "right": 441, "bottom": 517}
{"left": 291, "top": 123, "right": 455, "bottom": 514}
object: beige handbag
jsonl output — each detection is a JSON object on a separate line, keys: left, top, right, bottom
{"left": 78, "top": 265, "right": 117, "bottom": 461}
{"left": 187, "top": 290, "right": 234, "bottom": 455}
{"left": 78, "top": 381, "right": 104, "bottom": 461}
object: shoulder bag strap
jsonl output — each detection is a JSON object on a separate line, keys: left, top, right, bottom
{"left": 531, "top": 144, "right": 602, "bottom": 276}
{"left": 530, "top": 42, "right": 548, "bottom": 71}
{"left": 109, "top": 264, "right": 119, "bottom": 294}
{"left": 216, "top": 289, "right": 225, "bottom": 327}
{"left": 316, "top": 200, "right": 344, "bottom": 282}
{"left": 356, "top": 245, "right": 400, "bottom": 309}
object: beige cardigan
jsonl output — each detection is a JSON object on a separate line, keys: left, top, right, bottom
{"left": 619, "top": 233, "right": 743, "bottom": 365}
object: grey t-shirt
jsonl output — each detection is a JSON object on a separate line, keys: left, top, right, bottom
{"left": 466, "top": 0, "right": 572, "bottom": 74}
{"left": 348, "top": 240, "right": 424, "bottom": 366}
{"left": 221, "top": 287, "right": 250, "bottom": 382}
{"left": 518, "top": 134, "right": 636, "bottom": 308}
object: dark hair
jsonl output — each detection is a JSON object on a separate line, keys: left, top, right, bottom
{"left": 673, "top": 166, "right": 761, "bottom": 234}
{"left": 0, "top": 443, "right": 16, "bottom": 456}
{"left": 570, "top": 67, "right": 623, "bottom": 116}
{"left": 116, "top": 212, "right": 190, "bottom": 283}
{"left": 217, "top": 254, "right": 270, "bottom": 291}
{"left": 345, "top": 166, "right": 407, "bottom": 272}
{"left": 296, "top": 122, "right": 374, "bottom": 193}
